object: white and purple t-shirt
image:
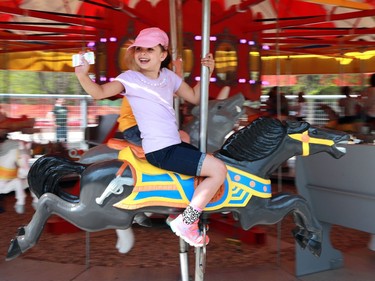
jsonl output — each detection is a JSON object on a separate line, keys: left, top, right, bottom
{"left": 115, "top": 68, "right": 183, "bottom": 154}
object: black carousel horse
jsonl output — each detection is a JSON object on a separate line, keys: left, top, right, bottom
{"left": 6, "top": 117, "right": 349, "bottom": 261}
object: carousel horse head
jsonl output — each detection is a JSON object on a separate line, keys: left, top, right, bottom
{"left": 0, "top": 136, "right": 36, "bottom": 214}
{"left": 1, "top": 129, "right": 32, "bottom": 181}
{"left": 216, "top": 117, "right": 349, "bottom": 179}
{"left": 0, "top": 138, "right": 30, "bottom": 177}
{"left": 182, "top": 93, "right": 245, "bottom": 152}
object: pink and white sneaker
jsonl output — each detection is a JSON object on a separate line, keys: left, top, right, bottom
{"left": 169, "top": 214, "right": 209, "bottom": 247}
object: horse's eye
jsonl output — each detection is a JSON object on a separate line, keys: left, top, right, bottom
{"left": 311, "top": 129, "right": 318, "bottom": 135}
{"left": 217, "top": 105, "right": 223, "bottom": 110}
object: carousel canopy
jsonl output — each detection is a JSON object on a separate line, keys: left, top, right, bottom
{"left": 1, "top": 0, "right": 375, "bottom": 74}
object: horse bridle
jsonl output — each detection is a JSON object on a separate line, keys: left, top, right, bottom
{"left": 289, "top": 131, "right": 334, "bottom": 156}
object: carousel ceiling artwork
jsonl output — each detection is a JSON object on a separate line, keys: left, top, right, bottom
{"left": 1, "top": 0, "right": 375, "bottom": 74}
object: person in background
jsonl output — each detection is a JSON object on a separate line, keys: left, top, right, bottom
{"left": 360, "top": 73, "right": 375, "bottom": 131}
{"left": 75, "top": 27, "right": 226, "bottom": 247}
{"left": 338, "top": 86, "right": 360, "bottom": 124}
{"left": 117, "top": 97, "right": 142, "bottom": 146}
{"left": 265, "top": 86, "right": 289, "bottom": 120}
{"left": 295, "top": 91, "right": 307, "bottom": 121}
{"left": 116, "top": 97, "right": 153, "bottom": 227}
{"left": 48, "top": 98, "right": 68, "bottom": 142}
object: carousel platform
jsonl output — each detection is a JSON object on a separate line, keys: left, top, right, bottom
{"left": 1, "top": 249, "right": 375, "bottom": 281}
{"left": 1, "top": 234, "right": 374, "bottom": 281}
{"left": 1, "top": 181, "right": 374, "bottom": 281}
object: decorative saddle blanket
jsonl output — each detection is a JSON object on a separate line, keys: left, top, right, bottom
{"left": 113, "top": 147, "right": 271, "bottom": 211}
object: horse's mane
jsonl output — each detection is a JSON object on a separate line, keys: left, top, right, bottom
{"left": 218, "top": 117, "right": 286, "bottom": 161}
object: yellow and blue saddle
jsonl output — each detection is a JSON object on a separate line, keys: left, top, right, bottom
{"left": 113, "top": 146, "right": 271, "bottom": 211}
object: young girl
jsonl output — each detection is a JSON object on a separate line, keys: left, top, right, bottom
{"left": 75, "top": 27, "right": 227, "bottom": 247}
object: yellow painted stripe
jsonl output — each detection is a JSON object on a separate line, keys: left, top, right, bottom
{"left": 0, "top": 167, "right": 18, "bottom": 179}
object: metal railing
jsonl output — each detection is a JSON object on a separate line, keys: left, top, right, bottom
{"left": 280, "top": 94, "right": 345, "bottom": 125}
{"left": 1, "top": 93, "right": 344, "bottom": 147}
{"left": 0, "top": 94, "right": 121, "bottom": 148}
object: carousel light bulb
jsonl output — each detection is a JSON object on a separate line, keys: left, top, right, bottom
{"left": 87, "top": 42, "right": 95, "bottom": 47}
{"left": 194, "top": 36, "right": 216, "bottom": 41}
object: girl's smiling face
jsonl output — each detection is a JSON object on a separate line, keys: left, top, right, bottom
{"left": 134, "top": 45, "right": 166, "bottom": 73}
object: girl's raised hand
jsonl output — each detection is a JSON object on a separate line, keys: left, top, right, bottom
{"left": 74, "top": 52, "right": 90, "bottom": 76}
{"left": 201, "top": 53, "right": 215, "bottom": 76}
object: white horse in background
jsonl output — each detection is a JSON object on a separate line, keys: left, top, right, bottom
{"left": 0, "top": 138, "right": 38, "bottom": 214}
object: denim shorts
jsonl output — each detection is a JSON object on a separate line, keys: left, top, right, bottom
{"left": 122, "top": 125, "right": 142, "bottom": 146}
{"left": 145, "top": 142, "right": 206, "bottom": 176}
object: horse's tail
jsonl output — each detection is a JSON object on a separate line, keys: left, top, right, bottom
{"left": 28, "top": 154, "right": 87, "bottom": 203}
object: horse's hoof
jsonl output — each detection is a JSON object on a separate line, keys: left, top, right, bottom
{"left": 133, "top": 213, "right": 152, "bottom": 227}
{"left": 6, "top": 239, "right": 22, "bottom": 261}
{"left": 307, "top": 239, "right": 322, "bottom": 257}
{"left": 293, "top": 227, "right": 322, "bottom": 257}
{"left": 14, "top": 204, "right": 25, "bottom": 214}
{"left": 115, "top": 228, "right": 135, "bottom": 254}
{"left": 292, "top": 227, "right": 308, "bottom": 249}
{"left": 232, "top": 212, "right": 240, "bottom": 221}
{"left": 17, "top": 227, "right": 26, "bottom": 236}
{"left": 306, "top": 232, "right": 322, "bottom": 257}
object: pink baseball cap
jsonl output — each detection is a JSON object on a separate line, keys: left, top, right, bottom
{"left": 128, "top": 27, "right": 169, "bottom": 50}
